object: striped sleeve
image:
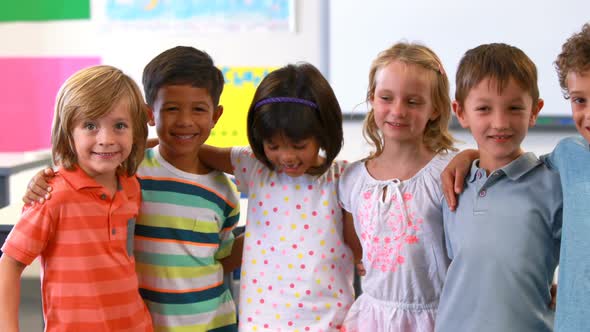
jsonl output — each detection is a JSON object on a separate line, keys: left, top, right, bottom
{"left": 215, "top": 201, "right": 239, "bottom": 260}
{"left": 2, "top": 202, "right": 55, "bottom": 265}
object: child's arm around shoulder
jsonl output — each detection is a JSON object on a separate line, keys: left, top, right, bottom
{"left": 0, "top": 254, "right": 26, "bottom": 332}
{"left": 199, "top": 145, "right": 234, "bottom": 175}
{"left": 336, "top": 160, "right": 364, "bottom": 272}
{"left": 342, "top": 211, "right": 363, "bottom": 274}
{"left": 219, "top": 233, "right": 244, "bottom": 273}
{"left": 22, "top": 168, "right": 56, "bottom": 205}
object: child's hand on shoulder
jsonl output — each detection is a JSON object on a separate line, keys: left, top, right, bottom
{"left": 356, "top": 260, "right": 366, "bottom": 277}
{"left": 23, "top": 168, "right": 55, "bottom": 205}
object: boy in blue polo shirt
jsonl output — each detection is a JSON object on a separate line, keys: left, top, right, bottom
{"left": 441, "top": 24, "right": 590, "bottom": 332}
{"left": 435, "top": 43, "right": 563, "bottom": 332}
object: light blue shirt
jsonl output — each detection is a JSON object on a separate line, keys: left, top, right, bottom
{"left": 437, "top": 152, "right": 562, "bottom": 332}
{"left": 542, "top": 136, "right": 590, "bottom": 332}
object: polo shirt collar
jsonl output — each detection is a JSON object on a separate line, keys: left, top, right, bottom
{"left": 468, "top": 152, "right": 541, "bottom": 183}
{"left": 501, "top": 152, "right": 541, "bottom": 180}
{"left": 58, "top": 166, "right": 104, "bottom": 191}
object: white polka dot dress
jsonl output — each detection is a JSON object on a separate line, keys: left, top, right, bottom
{"left": 231, "top": 147, "right": 355, "bottom": 331}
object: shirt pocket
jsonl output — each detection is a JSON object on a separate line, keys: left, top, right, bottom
{"left": 126, "top": 217, "right": 136, "bottom": 257}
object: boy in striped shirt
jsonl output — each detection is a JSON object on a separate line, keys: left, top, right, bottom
{"left": 135, "top": 46, "right": 241, "bottom": 331}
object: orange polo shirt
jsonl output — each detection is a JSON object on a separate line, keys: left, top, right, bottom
{"left": 2, "top": 166, "right": 152, "bottom": 331}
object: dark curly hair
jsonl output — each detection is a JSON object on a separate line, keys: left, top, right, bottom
{"left": 555, "top": 23, "right": 590, "bottom": 98}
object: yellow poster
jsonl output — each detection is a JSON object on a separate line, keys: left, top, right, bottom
{"left": 207, "top": 67, "right": 275, "bottom": 147}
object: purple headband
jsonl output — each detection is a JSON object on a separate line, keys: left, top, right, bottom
{"left": 254, "top": 97, "right": 318, "bottom": 110}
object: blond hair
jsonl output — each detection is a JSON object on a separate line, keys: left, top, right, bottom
{"left": 364, "top": 42, "right": 455, "bottom": 159}
{"left": 51, "top": 65, "right": 148, "bottom": 176}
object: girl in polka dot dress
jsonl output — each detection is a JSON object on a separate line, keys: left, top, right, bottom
{"left": 338, "top": 43, "right": 457, "bottom": 332}
{"left": 200, "top": 63, "right": 361, "bottom": 331}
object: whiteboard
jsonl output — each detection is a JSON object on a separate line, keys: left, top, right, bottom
{"left": 329, "top": 0, "right": 589, "bottom": 122}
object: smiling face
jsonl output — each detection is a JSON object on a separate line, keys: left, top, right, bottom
{"left": 566, "top": 70, "right": 590, "bottom": 144}
{"left": 262, "top": 134, "right": 323, "bottom": 177}
{"left": 149, "top": 84, "right": 222, "bottom": 165}
{"left": 454, "top": 76, "right": 542, "bottom": 172}
{"left": 72, "top": 98, "right": 133, "bottom": 185}
{"left": 370, "top": 61, "right": 438, "bottom": 146}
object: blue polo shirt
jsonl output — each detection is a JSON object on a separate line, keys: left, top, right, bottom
{"left": 542, "top": 136, "right": 590, "bottom": 332}
{"left": 436, "top": 152, "right": 562, "bottom": 332}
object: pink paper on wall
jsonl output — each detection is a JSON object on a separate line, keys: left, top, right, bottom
{"left": 0, "top": 57, "right": 101, "bottom": 152}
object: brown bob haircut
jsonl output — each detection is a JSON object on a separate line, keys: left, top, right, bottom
{"left": 247, "top": 63, "right": 343, "bottom": 175}
{"left": 51, "top": 65, "right": 148, "bottom": 176}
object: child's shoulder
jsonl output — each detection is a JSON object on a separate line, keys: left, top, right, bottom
{"left": 512, "top": 153, "right": 561, "bottom": 189}
{"left": 231, "top": 146, "right": 255, "bottom": 161}
{"left": 328, "top": 158, "right": 355, "bottom": 180}
{"left": 336, "top": 158, "right": 363, "bottom": 176}
{"left": 205, "top": 170, "right": 238, "bottom": 189}
{"left": 543, "top": 136, "right": 590, "bottom": 170}
{"left": 48, "top": 169, "right": 90, "bottom": 201}
{"left": 554, "top": 135, "right": 589, "bottom": 154}
{"left": 417, "top": 150, "right": 458, "bottom": 179}
{"left": 433, "top": 149, "right": 456, "bottom": 169}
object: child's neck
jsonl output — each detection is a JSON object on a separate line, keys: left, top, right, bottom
{"left": 367, "top": 140, "right": 435, "bottom": 181}
{"left": 159, "top": 146, "right": 211, "bottom": 175}
{"left": 93, "top": 174, "right": 119, "bottom": 197}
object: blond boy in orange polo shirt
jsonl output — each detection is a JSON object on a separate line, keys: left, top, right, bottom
{"left": 0, "top": 66, "right": 153, "bottom": 331}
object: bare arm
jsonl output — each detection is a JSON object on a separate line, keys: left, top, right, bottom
{"left": 219, "top": 233, "right": 244, "bottom": 273}
{"left": 198, "top": 145, "right": 234, "bottom": 175}
{"left": 441, "top": 149, "right": 479, "bottom": 211}
{"left": 0, "top": 255, "right": 26, "bottom": 332}
{"left": 146, "top": 138, "right": 159, "bottom": 148}
{"left": 22, "top": 168, "right": 55, "bottom": 205}
{"left": 342, "top": 211, "right": 364, "bottom": 276}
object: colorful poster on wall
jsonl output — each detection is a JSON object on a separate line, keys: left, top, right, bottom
{"left": 0, "top": 57, "right": 101, "bottom": 152}
{"left": 206, "top": 67, "right": 275, "bottom": 147}
{"left": 0, "top": 1, "right": 90, "bottom": 22}
{"left": 104, "top": 0, "right": 294, "bottom": 31}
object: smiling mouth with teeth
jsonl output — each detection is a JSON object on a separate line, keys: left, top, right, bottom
{"left": 387, "top": 122, "right": 405, "bottom": 127}
{"left": 93, "top": 152, "right": 119, "bottom": 157}
{"left": 281, "top": 164, "right": 300, "bottom": 170}
{"left": 173, "top": 134, "right": 197, "bottom": 139}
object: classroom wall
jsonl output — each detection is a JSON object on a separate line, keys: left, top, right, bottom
{"left": 2, "top": 0, "right": 580, "bottom": 206}
{"left": 0, "top": 0, "right": 326, "bottom": 149}
{"left": 0, "top": 1, "right": 323, "bottom": 66}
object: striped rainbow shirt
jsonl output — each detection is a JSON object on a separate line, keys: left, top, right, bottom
{"left": 135, "top": 148, "right": 240, "bottom": 331}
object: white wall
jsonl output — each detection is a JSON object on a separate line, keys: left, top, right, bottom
{"left": 2, "top": 0, "right": 326, "bottom": 206}
{"left": 329, "top": 0, "right": 590, "bottom": 118}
